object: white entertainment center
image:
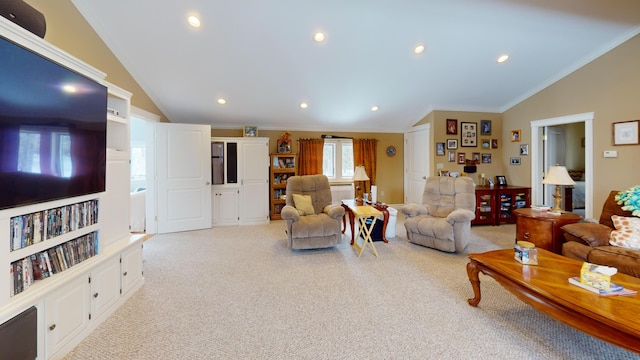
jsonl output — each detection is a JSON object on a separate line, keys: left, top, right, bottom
{"left": 0, "top": 17, "right": 144, "bottom": 360}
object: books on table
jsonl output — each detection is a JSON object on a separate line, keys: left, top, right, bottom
{"left": 531, "top": 205, "right": 551, "bottom": 211}
{"left": 568, "top": 276, "right": 637, "bottom": 296}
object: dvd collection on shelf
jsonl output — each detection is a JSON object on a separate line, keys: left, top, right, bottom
{"left": 10, "top": 199, "right": 99, "bottom": 250}
{"left": 8, "top": 199, "right": 100, "bottom": 297}
{"left": 10, "top": 232, "right": 99, "bottom": 296}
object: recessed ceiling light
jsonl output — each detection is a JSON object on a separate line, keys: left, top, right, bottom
{"left": 217, "top": 98, "right": 226, "bottom": 105}
{"left": 313, "top": 32, "right": 325, "bottom": 42}
{"left": 187, "top": 15, "right": 201, "bottom": 28}
{"left": 497, "top": 54, "right": 509, "bottom": 63}
{"left": 371, "top": 106, "right": 379, "bottom": 112}
{"left": 414, "top": 44, "right": 425, "bottom": 54}
{"left": 300, "top": 102, "right": 308, "bottom": 109}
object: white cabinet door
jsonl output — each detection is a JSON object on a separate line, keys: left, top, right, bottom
{"left": 45, "top": 275, "right": 90, "bottom": 358}
{"left": 90, "top": 258, "right": 121, "bottom": 320}
{"left": 212, "top": 187, "right": 239, "bottom": 226}
{"left": 121, "top": 243, "right": 144, "bottom": 295}
{"left": 240, "top": 140, "right": 269, "bottom": 225}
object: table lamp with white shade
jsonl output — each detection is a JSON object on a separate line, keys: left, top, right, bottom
{"left": 353, "top": 165, "right": 370, "bottom": 203}
{"left": 541, "top": 165, "right": 575, "bottom": 214}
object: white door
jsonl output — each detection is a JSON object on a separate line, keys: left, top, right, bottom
{"left": 404, "top": 124, "right": 431, "bottom": 204}
{"left": 155, "top": 123, "right": 212, "bottom": 234}
{"left": 240, "top": 139, "right": 269, "bottom": 225}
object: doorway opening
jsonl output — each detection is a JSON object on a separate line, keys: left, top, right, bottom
{"left": 531, "top": 112, "right": 593, "bottom": 219}
{"left": 129, "top": 107, "right": 160, "bottom": 233}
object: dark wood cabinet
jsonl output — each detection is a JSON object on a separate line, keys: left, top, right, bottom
{"left": 472, "top": 186, "right": 531, "bottom": 226}
{"left": 514, "top": 208, "right": 582, "bottom": 254}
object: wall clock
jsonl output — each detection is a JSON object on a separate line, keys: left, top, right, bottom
{"left": 386, "top": 145, "right": 396, "bottom": 157}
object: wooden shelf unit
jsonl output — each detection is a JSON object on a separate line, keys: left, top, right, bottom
{"left": 472, "top": 186, "right": 531, "bottom": 226}
{"left": 270, "top": 154, "right": 297, "bottom": 220}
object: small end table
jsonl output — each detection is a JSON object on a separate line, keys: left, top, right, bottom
{"left": 341, "top": 199, "right": 389, "bottom": 244}
{"left": 514, "top": 208, "right": 582, "bottom": 254}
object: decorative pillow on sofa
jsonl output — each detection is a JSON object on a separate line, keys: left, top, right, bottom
{"left": 609, "top": 215, "right": 640, "bottom": 249}
{"left": 293, "top": 194, "right": 315, "bottom": 216}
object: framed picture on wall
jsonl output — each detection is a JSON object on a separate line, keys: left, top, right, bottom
{"left": 612, "top": 120, "right": 639, "bottom": 145}
{"left": 510, "top": 157, "right": 521, "bottom": 165}
{"left": 491, "top": 139, "right": 498, "bottom": 149}
{"left": 460, "top": 122, "right": 477, "bottom": 147}
{"left": 447, "top": 139, "right": 458, "bottom": 149}
{"left": 447, "top": 119, "right": 458, "bottom": 135}
{"left": 511, "top": 130, "right": 521, "bottom": 142}
{"left": 481, "top": 139, "right": 490, "bottom": 149}
{"left": 457, "top": 152, "right": 466, "bottom": 164}
{"left": 520, "top": 144, "right": 529, "bottom": 155}
{"left": 436, "top": 142, "right": 445, "bottom": 156}
{"left": 448, "top": 151, "right": 456, "bottom": 162}
{"left": 472, "top": 152, "right": 480, "bottom": 164}
{"left": 480, "top": 120, "right": 491, "bottom": 135}
{"left": 482, "top": 153, "right": 491, "bottom": 163}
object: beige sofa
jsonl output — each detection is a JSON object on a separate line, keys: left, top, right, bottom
{"left": 401, "top": 176, "right": 476, "bottom": 253}
{"left": 280, "top": 175, "right": 345, "bottom": 250}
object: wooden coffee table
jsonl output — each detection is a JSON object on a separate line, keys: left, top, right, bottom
{"left": 466, "top": 249, "right": 640, "bottom": 354}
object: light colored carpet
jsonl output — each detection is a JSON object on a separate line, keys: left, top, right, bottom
{"left": 63, "top": 214, "right": 637, "bottom": 359}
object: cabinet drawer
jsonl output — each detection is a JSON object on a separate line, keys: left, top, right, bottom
{"left": 516, "top": 217, "right": 553, "bottom": 251}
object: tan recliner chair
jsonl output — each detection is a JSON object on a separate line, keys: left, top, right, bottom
{"left": 401, "top": 176, "right": 476, "bottom": 253}
{"left": 280, "top": 175, "right": 345, "bottom": 250}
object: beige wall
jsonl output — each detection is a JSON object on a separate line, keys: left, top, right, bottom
{"left": 24, "top": 0, "right": 168, "bottom": 121}
{"left": 414, "top": 110, "right": 505, "bottom": 186}
{"left": 17, "top": 1, "right": 640, "bottom": 211}
{"left": 503, "top": 33, "right": 640, "bottom": 214}
{"left": 211, "top": 129, "right": 405, "bottom": 204}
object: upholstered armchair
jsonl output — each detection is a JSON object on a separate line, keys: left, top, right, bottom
{"left": 280, "top": 175, "right": 345, "bottom": 250}
{"left": 401, "top": 176, "right": 476, "bottom": 253}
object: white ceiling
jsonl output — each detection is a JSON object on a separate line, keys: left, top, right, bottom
{"left": 71, "top": 0, "right": 640, "bottom": 133}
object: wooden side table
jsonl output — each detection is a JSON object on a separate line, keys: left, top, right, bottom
{"left": 341, "top": 199, "right": 389, "bottom": 244}
{"left": 514, "top": 209, "right": 582, "bottom": 254}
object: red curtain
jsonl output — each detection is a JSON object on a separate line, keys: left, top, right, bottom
{"left": 298, "top": 138, "right": 324, "bottom": 175}
{"left": 353, "top": 139, "right": 377, "bottom": 193}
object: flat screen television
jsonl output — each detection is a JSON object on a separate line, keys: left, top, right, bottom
{"left": 0, "top": 35, "right": 107, "bottom": 210}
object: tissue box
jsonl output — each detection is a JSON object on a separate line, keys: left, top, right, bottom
{"left": 514, "top": 241, "right": 538, "bottom": 265}
{"left": 580, "top": 262, "right": 617, "bottom": 291}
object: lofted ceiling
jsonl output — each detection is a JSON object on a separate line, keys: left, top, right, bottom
{"left": 71, "top": 0, "right": 640, "bottom": 133}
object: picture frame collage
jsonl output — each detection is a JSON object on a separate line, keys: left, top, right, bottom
{"left": 439, "top": 119, "right": 496, "bottom": 165}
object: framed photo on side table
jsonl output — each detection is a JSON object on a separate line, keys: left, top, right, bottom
{"left": 613, "top": 120, "right": 639, "bottom": 145}
{"left": 496, "top": 175, "right": 507, "bottom": 186}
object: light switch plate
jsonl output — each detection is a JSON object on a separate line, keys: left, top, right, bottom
{"left": 603, "top": 150, "right": 618, "bottom": 158}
